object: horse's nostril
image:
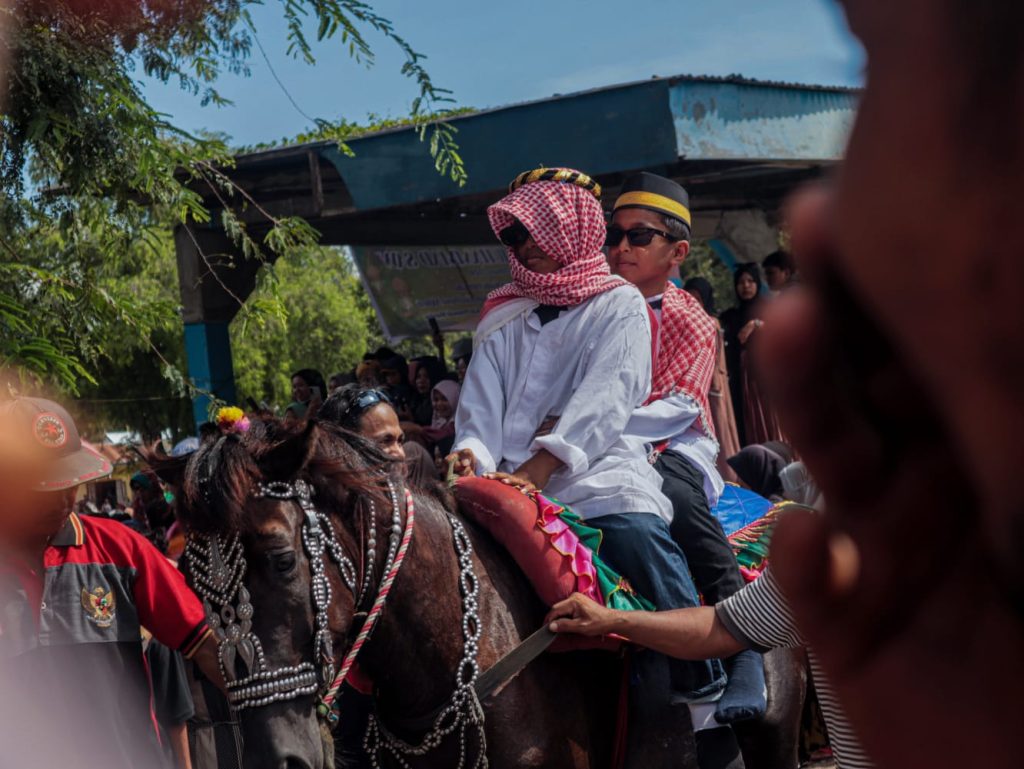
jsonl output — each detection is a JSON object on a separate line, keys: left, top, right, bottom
{"left": 282, "top": 759, "right": 315, "bottom": 769}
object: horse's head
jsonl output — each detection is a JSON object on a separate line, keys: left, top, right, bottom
{"left": 149, "top": 418, "right": 397, "bottom": 769}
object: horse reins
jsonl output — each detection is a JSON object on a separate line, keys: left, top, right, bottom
{"left": 317, "top": 487, "right": 415, "bottom": 719}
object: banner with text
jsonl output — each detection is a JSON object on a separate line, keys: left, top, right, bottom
{"left": 348, "top": 245, "right": 511, "bottom": 341}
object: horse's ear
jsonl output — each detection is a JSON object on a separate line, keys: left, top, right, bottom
{"left": 137, "top": 442, "right": 188, "bottom": 490}
{"left": 258, "top": 420, "right": 318, "bottom": 480}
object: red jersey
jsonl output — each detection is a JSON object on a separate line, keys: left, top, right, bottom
{"left": 0, "top": 513, "right": 210, "bottom": 767}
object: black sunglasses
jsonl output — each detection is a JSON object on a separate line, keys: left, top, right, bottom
{"left": 605, "top": 225, "right": 680, "bottom": 248}
{"left": 498, "top": 220, "right": 531, "bottom": 248}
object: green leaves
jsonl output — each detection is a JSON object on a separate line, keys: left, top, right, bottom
{"left": 230, "top": 247, "right": 374, "bottom": 407}
{"left": 266, "top": 0, "right": 468, "bottom": 185}
{"left": 0, "top": 0, "right": 467, "bottom": 403}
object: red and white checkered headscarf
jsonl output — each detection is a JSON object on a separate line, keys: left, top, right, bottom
{"left": 481, "top": 176, "right": 628, "bottom": 317}
{"left": 652, "top": 282, "right": 718, "bottom": 438}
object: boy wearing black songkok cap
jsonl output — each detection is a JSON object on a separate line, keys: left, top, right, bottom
{"left": 608, "top": 173, "right": 768, "bottom": 744}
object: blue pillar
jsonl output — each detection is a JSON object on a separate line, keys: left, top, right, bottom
{"left": 707, "top": 238, "right": 738, "bottom": 271}
{"left": 184, "top": 322, "right": 238, "bottom": 429}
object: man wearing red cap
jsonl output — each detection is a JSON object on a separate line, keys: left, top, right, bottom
{"left": 0, "top": 397, "right": 222, "bottom": 768}
{"left": 447, "top": 168, "right": 726, "bottom": 762}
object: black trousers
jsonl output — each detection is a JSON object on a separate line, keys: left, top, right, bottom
{"left": 656, "top": 450, "right": 745, "bottom": 605}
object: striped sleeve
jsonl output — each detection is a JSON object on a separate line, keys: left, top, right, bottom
{"left": 716, "top": 568, "right": 875, "bottom": 769}
{"left": 807, "top": 653, "right": 875, "bottom": 769}
{"left": 715, "top": 567, "right": 803, "bottom": 652}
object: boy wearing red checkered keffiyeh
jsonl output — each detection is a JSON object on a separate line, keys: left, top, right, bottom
{"left": 447, "top": 168, "right": 730, "bottom": 754}
{"left": 607, "top": 172, "right": 768, "bottom": 735}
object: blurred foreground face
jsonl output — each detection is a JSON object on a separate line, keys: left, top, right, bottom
{"left": 835, "top": 0, "right": 1024, "bottom": 552}
{"left": 0, "top": 415, "right": 44, "bottom": 544}
{"left": 760, "top": 5, "right": 1024, "bottom": 769}
{"left": 0, "top": 455, "right": 74, "bottom": 545}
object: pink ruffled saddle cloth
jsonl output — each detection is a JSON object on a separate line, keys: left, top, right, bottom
{"left": 454, "top": 477, "right": 653, "bottom": 652}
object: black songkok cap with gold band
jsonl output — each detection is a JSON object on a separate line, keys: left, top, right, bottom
{"left": 509, "top": 167, "right": 602, "bottom": 200}
{"left": 613, "top": 172, "right": 691, "bottom": 227}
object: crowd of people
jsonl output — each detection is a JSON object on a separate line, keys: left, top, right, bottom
{"left": 0, "top": 167, "right": 844, "bottom": 769}
{"left": 19, "top": 163, "right": 813, "bottom": 769}
{"left": 283, "top": 337, "right": 472, "bottom": 481}
{"left": 4, "top": 2, "right": 1024, "bottom": 768}
{"left": 281, "top": 264, "right": 797, "bottom": 508}
{"left": 0, "top": 165, "right": 1009, "bottom": 769}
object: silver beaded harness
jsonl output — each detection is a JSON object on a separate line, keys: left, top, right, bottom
{"left": 186, "top": 476, "right": 489, "bottom": 766}
{"left": 184, "top": 477, "right": 404, "bottom": 711}
{"left": 363, "top": 513, "right": 488, "bottom": 769}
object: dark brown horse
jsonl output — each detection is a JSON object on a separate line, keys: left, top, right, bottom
{"left": 150, "top": 418, "right": 625, "bottom": 769}
{"left": 148, "top": 418, "right": 807, "bottom": 769}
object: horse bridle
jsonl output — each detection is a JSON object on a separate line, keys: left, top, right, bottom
{"left": 187, "top": 474, "right": 489, "bottom": 768}
{"left": 184, "top": 477, "right": 404, "bottom": 711}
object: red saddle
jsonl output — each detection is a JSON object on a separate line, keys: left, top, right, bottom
{"left": 454, "top": 476, "right": 622, "bottom": 653}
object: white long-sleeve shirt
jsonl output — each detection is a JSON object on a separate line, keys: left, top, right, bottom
{"left": 454, "top": 285, "right": 672, "bottom": 522}
{"left": 625, "top": 295, "right": 725, "bottom": 506}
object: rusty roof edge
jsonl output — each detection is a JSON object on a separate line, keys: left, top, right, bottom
{"left": 663, "top": 72, "right": 862, "bottom": 94}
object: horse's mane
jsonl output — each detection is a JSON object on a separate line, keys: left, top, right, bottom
{"left": 150, "top": 418, "right": 398, "bottom": 535}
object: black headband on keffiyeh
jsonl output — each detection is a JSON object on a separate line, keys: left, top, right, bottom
{"left": 509, "top": 168, "right": 602, "bottom": 199}
{"left": 481, "top": 169, "right": 627, "bottom": 318}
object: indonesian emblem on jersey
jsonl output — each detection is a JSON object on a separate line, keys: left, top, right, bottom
{"left": 81, "top": 586, "right": 116, "bottom": 628}
{"left": 33, "top": 413, "right": 68, "bottom": 448}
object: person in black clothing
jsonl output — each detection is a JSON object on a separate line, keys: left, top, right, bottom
{"left": 720, "top": 263, "right": 765, "bottom": 447}
{"left": 328, "top": 371, "right": 355, "bottom": 394}
{"left": 146, "top": 637, "right": 196, "bottom": 769}
{"left": 450, "top": 337, "right": 473, "bottom": 383}
{"left": 377, "top": 354, "right": 413, "bottom": 419}
{"left": 726, "top": 442, "right": 794, "bottom": 501}
{"left": 408, "top": 356, "right": 447, "bottom": 426}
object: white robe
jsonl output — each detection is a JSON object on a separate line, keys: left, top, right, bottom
{"left": 624, "top": 296, "right": 725, "bottom": 506}
{"left": 454, "top": 285, "right": 672, "bottom": 522}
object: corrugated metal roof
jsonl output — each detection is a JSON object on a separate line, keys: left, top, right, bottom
{"left": 234, "top": 72, "right": 861, "bottom": 163}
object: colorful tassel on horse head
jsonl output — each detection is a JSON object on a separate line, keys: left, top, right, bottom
{"left": 216, "top": 406, "right": 251, "bottom": 434}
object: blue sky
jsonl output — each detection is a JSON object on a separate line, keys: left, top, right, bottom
{"left": 141, "top": 0, "right": 864, "bottom": 147}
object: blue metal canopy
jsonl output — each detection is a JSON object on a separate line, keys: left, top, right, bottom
{"left": 176, "top": 74, "right": 858, "bottom": 425}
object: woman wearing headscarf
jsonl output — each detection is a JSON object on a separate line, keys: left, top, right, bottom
{"left": 684, "top": 277, "right": 741, "bottom": 481}
{"left": 420, "top": 379, "right": 460, "bottom": 458}
{"left": 407, "top": 355, "right": 447, "bottom": 426}
{"left": 726, "top": 442, "right": 794, "bottom": 500}
{"left": 719, "top": 263, "right": 786, "bottom": 446}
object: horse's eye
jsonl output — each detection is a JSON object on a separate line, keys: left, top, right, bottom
{"left": 271, "top": 551, "right": 297, "bottom": 574}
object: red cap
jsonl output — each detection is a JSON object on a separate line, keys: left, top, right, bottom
{"left": 1, "top": 397, "right": 113, "bottom": 491}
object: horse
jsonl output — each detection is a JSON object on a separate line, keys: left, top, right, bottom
{"left": 149, "top": 417, "right": 630, "bottom": 769}
{"left": 147, "top": 417, "right": 807, "bottom": 769}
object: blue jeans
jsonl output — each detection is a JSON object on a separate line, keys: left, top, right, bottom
{"left": 591, "top": 512, "right": 726, "bottom": 702}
